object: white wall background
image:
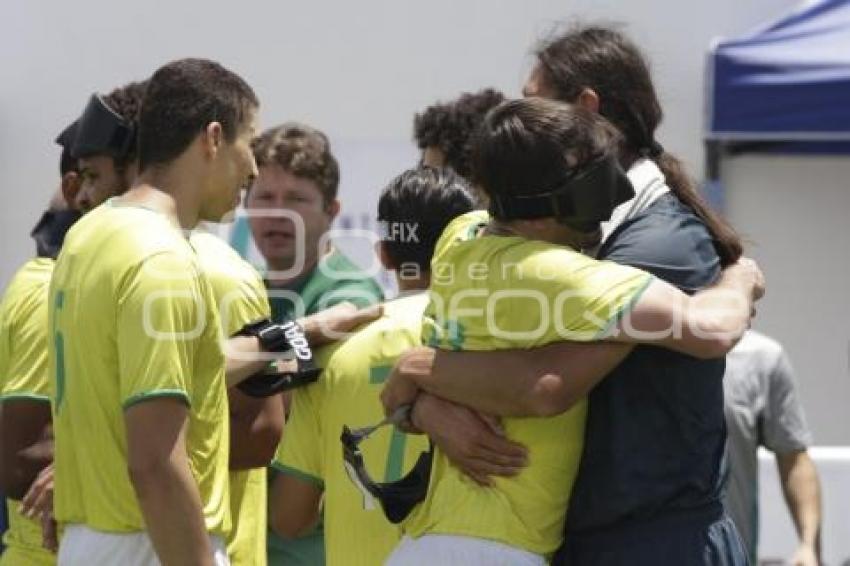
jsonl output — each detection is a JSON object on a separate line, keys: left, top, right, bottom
{"left": 7, "top": 0, "right": 848, "bottom": 446}
{"left": 724, "top": 155, "right": 850, "bottom": 446}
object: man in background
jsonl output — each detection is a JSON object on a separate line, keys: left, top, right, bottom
{"left": 247, "top": 122, "right": 383, "bottom": 324}
{"left": 268, "top": 167, "right": 474, "bottom": 566}
{"left": 723, "top": 330, "right": 823, "bottom": 566}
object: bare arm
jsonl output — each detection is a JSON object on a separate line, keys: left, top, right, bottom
{"left": 0, "top": 400, "right": 53, "bottom": 499}
{"left": 610, "top": 258, "right": 764, "bottom": 359}
{"left": 383, "top": 341, "right": 631, "bottom": 419}
{"left": 126, "top": 398, "right": 214, "bottom": 566}
{"left": 224, "top": 302, "right": 382, "bottom": 388}
{"left": 777, "top": 450, "right": 822, "bottom": 566}
{"left": 268, "top": 472, "right": 322, "bottom": 539}
{"left": 227, "top": 389, "right": 284, "bottom": 470}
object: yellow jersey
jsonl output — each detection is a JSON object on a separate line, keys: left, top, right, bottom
{"left": 273, "top": 293, "right": 430, "bottom": 566}
{"left": 404, "top": 211, "right": 653, "bottom": 555}
{"left": 48, "top": 200, "right": 230, "bottom": 536}
{"left": 190, "top": 230, "right": 270, "bottom": 566}
{"left": 0, "top": 257, "right": 56, "bottom": 566}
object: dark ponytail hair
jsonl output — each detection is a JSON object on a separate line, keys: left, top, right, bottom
{"left": 535, "top": 24, "right": 742, "bottom": 266}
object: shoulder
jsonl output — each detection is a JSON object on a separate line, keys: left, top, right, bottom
{"left": 432, "top": 211, "right": 490, "bottom": 260}
{"left": 190, "top": 231, "right": 263, "bottom": 289}
{"left": 67, "top": 203, "right": 196, "bottom": 276}
{"left": 305, "top": 250, "right": 384, "bottom": 309}
{"left": 0, "top": 258, "right": 53, "bottom": 321}
{"left": 725, "top": 331, "right": 785, "bottom": 384}
{"left": 323, "top": 294, "right": 427, "bottom": 373}
{"left": 600, "top": 194, "right": 721, "bottom": 292}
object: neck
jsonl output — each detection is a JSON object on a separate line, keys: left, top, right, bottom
{"left": 133, "top": 162, "right": 202, "bottom": 230}
{"left": 396, "top": 274, "right": 429, "bottom": 293}
{"left": 265, "top": 253, "right": 321, "bottom": 288}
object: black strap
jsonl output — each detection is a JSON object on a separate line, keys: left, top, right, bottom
{"left": 488, "top": 153, "right": 634, "bottom": 226}
{"left": 235, "top": 318, "right": 322, "bottom": 397}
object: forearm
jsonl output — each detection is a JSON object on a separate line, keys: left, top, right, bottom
{"left": 682, "top": 281, "right": 753, "bottom": 354}
{"left": 4, "top": 439, "right": 54, "bottom": 499}
{"left": 131, "top": 458, "right": 214, "bottom": 566}
{"left": 224, "top": 335, "right": 271, "bottom": 388}
{"left": 0, "top": 406, "right": 54, "bottom": 498}
{"left": 779, "top": 452, "right": 822, "bottom": 550}
{"left": 401, "top": 342, "right": 630, "bottom": 417}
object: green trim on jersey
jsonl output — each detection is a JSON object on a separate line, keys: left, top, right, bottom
{"left": 122, "top": 389, "right": 191, "bottom": 410}
{"left": 596, "top": 274, "right": 655, "bottom": 339}
{"left": 0, "top": 393, "right": 50, "bottom": 403}
{"left": 272, "top": 462, "right": 325, "bottom": 490}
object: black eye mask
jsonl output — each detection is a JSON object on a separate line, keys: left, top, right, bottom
{"left": 488, "top": 153, "right": 634, "bottom": 231}
{"left": 71, "top": 94, "right": 135, "bottom": 160}
{"left": 341, "top": 406, "right": 433, "bottom": 524}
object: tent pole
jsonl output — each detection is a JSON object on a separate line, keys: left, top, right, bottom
{"left": 703, "top": 139, "right": 725, "bottom": 213}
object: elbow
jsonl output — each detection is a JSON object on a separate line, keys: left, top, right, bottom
{"left": 247, "top": 423, "right": 284, "bottom": 468}
{"left": 229, "top": 417, "right": 284, "bottom": 470}
{"left": 692, "top": 329, "right": 741, "bottom": 360}
{"left": 524, "top": 372, "right": 581, "bottom": 417}
{"left": 127, "top": 456, "right": 169, "bottom": 496}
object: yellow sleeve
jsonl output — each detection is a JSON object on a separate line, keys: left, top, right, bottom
{"left": 220, "top": 272, "right": 270, "bottom": 337}
{"left": 272, "top": 384, "right": 324, "bottom": 489}
{"left": 116, "top": 252, "right": 204, "bottom": 409}
{"left": 0, "top": 290, "right": 50, "bottom": 401}
{"left": 516, "top": 249, "right": 654, "bottom": 342}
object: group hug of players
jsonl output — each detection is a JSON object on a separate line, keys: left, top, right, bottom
{"left": 0, "top": 23, "right": 766, "bottom": 566}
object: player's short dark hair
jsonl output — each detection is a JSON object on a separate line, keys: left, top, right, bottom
{"left": 138, "top": 58, "right": 258, "bottom": 172}
{"left": 378, "top": 166, "right": 475, "bottom": 271}
{"left": 252, "top": 123, "right": 339, "bottom": 204}
{"left": 413, "top": 88, "right": 506, "bottom": 178}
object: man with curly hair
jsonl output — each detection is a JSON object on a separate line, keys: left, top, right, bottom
{"left": 0, "top": 125, "right": 82, "bottom": 566}
{"left": 71, "top": 81, "right": 148, "bottom": 212}
{"left": 0, "top": 80, "right": 146, "bottom": 564}
{"left": 247, "top": 123, "right": 383, "bottom": 323}
{"left": 246, "top": 123, "right": 383, "bottom": 565}
{"left": 413, "top": 88, "right": 505, "bottom": 186}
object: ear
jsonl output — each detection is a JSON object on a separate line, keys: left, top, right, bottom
{"left": 204, "top": 122, "right": 224, "bottom": 157}
{"left": 375, "top": 241, "right": 395, "bottom": 271}
{"left": 576, "top": 88, "right": 600, "bottom": 114}
{"left": 61, "top": 171, "right": 82, "bottom": 209}
{"left": 325, "top": 198, "right": 341, "bottom": 221}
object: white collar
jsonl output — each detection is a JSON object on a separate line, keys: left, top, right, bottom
{"left": 600, "top": 158, "right": 670, "bottom": 243}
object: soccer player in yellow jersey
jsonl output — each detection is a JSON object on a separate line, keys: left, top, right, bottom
{"left": 268, "top": 167, "right": 475, "bottom": 566}
{"left": 382, "top": 99, "right": 763, "bottom": 565}
{"left": 0, "top": 122, "right": 88, "bottom": 565}
{"left": 47, "top": 58, "right": 271, "bottom": 566}
{"left": 190, "top": 229, "right": 284, "bottom": 566}
{"left": 0, "top": 185, "right": 80, "bottom": 566}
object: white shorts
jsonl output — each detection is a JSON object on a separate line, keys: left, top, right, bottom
{"left": 385, "top": 534, "right": 546, "bottom": 566}
{"left": 58, "top": 524, "right": 229, "bottom": 566}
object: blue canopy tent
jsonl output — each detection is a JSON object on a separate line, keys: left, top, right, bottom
{"left": 704, "top": 0, "right": 850, "bottom": 208}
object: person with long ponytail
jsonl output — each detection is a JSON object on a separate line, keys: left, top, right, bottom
{"left": 522, "top": 25, "right": 748, "bottom": 565}
{"left": 382, "top": 24, "right": 753, "bottom": 566}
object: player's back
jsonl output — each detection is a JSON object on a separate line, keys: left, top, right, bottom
{"left": 405, "top": 211, "right": 651, "bottom": 555}
{"left": 277, "top": 293, "right": 430, "bottom": 566}
{"left": 49, "top": 200, "right": 230, "bottom": 536}
{"left": 0, "top": 257, "right": 56, "bottom": 566}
